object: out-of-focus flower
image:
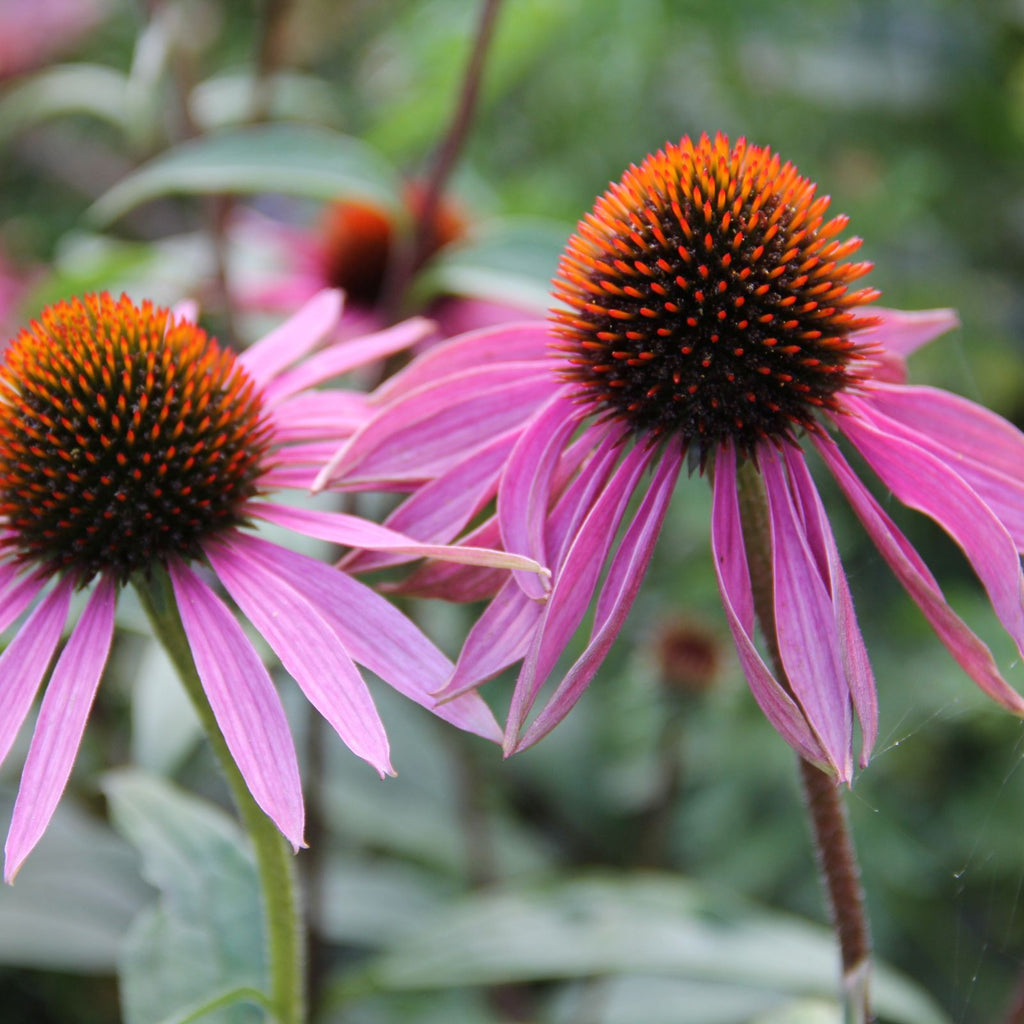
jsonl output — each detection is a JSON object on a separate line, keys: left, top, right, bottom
{"left": 0, "top": 0, "right": 106, "bottom": 79}
{"left": 0, "top": 289, "right": 540, "bottom": 880}
{"left": 322, "top": 134, "right": 1024, "bottom": 780}
{"left": 234, "top": 185, "right": 540, "bottom": 338}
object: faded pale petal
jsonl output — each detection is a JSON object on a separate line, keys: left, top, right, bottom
{"left": 841, "top": 402, "right": 1024, "bottom": 659}
{"left": 762, "top": 451, "right": 852, "bottom": 779}
{"left": 5, "top": 578, "right": 115, "bottom": 881}
{"left": 710, "top": 447, "right": 830, "bottom": 767}
{"left": 238, "top": 289, "right": 343, "bottom": 386}
{"left": 506, "top": 443, "right": 654, "bottom": 750}
{"left": 0, "top": 578, "right": 74, "bottom": 772}
{"left": 169, "top": 560, "right": 305, "bottom": 849}
{"left": 516, "top": 443, "right": 683, "bottom": 752}
{"left": 231, "top": 533, "right": 502, "bottom": 741}
{"left": 814, "top": 432, "right": 1024, "bottom": 714}
{"left": 206, "top": 539, "right": 393, "bottom": 776}
{"left": 253, "top": 501, "right": 548, "bottom": 575}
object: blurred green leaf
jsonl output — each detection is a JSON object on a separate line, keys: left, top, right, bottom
{"left": 343, "top": 875, "right": 948, "bottom": 1024}
{"left": 189, "top": 72, "right": 342, "bottom": 132}
{"left": 104, "top": 771, "right": 266, "bottom": 1024}
{"left": 413, "top": 218, "right": 569, "bottom": 311}
{"left": 0, "top": 787, "right": 148, "bottom": 973}
{"left": 0, "top": 64, "right": 130, "bottom": 140}
{"left": 89, "top": 125, "right": 401, "bottom": 225}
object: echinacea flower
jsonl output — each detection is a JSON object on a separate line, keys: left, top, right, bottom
{"left": 0, "top": 289, "right": 539, "bottom": 880}
{"left": 233, "top": 187, "right": 541, "bottom": 340}
{"left": 0, "top": 0, "right": 106, "bottom": 79}
{"left": 321, "top": 133, "right": 1024, "bottom": 782}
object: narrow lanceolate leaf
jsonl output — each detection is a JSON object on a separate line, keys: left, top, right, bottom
{"left": 90, "top": 125, "right": 402, "bottom": 225}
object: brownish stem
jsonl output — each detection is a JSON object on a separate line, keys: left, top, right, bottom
{"left": 735, "top": 458, "right": 872, "bottom": 1023}
{"left": 382, "top": 0, "right": 505, "bottom": 319}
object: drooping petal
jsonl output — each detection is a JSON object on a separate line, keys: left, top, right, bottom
{"left": 317, "top": 368, "right": 560, "bottom": 488}
{"left": 710, "top": 446, "right": 831, "bottom": 768}
{"left": 505, "top": 442, "right": 655, "bottom": 750}
{"left": 863, "top": 384, "right": 1024, "bottom": 548}
{"left": 840, "top": 401, "right": 1024, "bottom": 659}
{"left": 168, "top": 560, "right": 305, "bottom": 849}
{"left": 5, "top": 577, "right": 116, "bottom": 881}
{"left": 761, "top": 450, "right": 852, "bottom": 779}
{"left": 782, "top": 447, "right": 877, "bottom": 761}
{"left": 206, "top": 538, "right": 392, "bottom": 777}
{"left": 0, "top": 578, "right": 74, "bottom": 772}
{"left": 262, "top": 317, "right": 435, "bottom": 406}
{"left": 440, "top": 580, "right": 542, "bottom": 702}
{"left": 813, "top": 432, "right": 1024, "bottom": 715}
{"left": 238, "top": 289, "right": 343, "bottom": 386}
{"left": 227, "top": 532, "right": 502, "bottom": 741}
{"left": 252, "top": 501, "right": 548, "bottom": 576}
{"left": 515, "top": 442, "right": 683, "bottom": 752}
{"left": 499, "top": 393, "right": 585, "bottom": 600}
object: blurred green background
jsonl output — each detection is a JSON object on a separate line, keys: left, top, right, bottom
{"left": 1, "top": 1, "right": 1024, "bottom": 1022}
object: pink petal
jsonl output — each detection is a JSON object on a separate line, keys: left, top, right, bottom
{"left": 863, "top": 384, "right": 1024, "bottom": 548}
{"left": 813, "top": 432, "right": 1024, "bottom": 715}
{"left": 238, "top": 289, "right": 343, "bottom": 387}
{"left": 866, "top": 306, "right": 959, "bottom": 358}
{"left": 262, "top": 317, "right": 435, "bottom": 406}
{"left": 439, "top": 580, "right": 542, "bottom": 702}
{"left": 782, "top": 447, "right": 877, "bottom": 762}
{"left": 710, "top": 447, "right": 831, "bottom": 768}
{"left": 168, "top": 560, "right": 305, "bottom": 849}
{"left": 761, "top": 450, "right": 852, "bottom": 779}
{"left": 371, "top": 322, "right": 553, "bottom": 407}
{"left": 317, "top": 368, "right": 559, "bottom": 488}
{"left": 499, "top": 394, "right": 585, "bottom": 600}
{"left": 841, "top": 401, "right": 1024, "bottom": 659}
{"left": 5, "top": 578, "right": 116, "bottom": 881}
{"left": 228, "top": 533, "right": 502, "bottom": 741}
{"left": 0, "top": 570, "right": 47, "bottom": 635}
{"left": 206, "top": 539, "right": 392, "bottom": 777}
{"left": 515, "top": 443, "right": 683, "bottom": 752}
{"left": 341, "top": 429, "right": 517, "bottom": 576}
{"left": 252, "top": 501, "right": 548, "bottom": 576}
{"left": 0, "top": 578, "right": 74, "bottom": 772}
{"left": 505, "top": 442, "right": 654, "bottom": 750}
{"left": 270, "top": 391, "right": 370, "bottom": 442}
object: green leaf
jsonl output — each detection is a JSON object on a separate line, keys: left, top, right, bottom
{"left": 0, "top": 64, "right": 130, "bottom": 141}
{"left": 89, "top": 125, "right": 402, "bottom": 226}
{"left": 104, "top": 771, "right": 267, "bottom": 1024}
{"left": 413, "top": 218, "right": 570, "bottom": 311}
{"left": 0, "top": 787, "right": 149, "bottom": 972}
{"left": 344, "top": 875, "right": 948, "bottom": 1024}
{"left": 189, "top": 72, "right": 342, "bottom": 132}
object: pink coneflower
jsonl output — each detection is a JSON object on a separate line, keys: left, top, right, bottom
{"left": 0, "top": 0, "right": 105, "bottom": 79}
{"left": 0, "top": 288, "right": 537, "bottom": 880}
{"left": 233, "top": 188, "right": 542, "bottom": 339}
{"left": 322, "top": 133, "right": 1024, "bottom": 781}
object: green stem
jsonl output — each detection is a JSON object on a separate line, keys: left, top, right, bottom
{"left": 735, "top": 458, "right": 872, "bottom": 1024}
{"left": 135, "top": 566, "right": 305, "bottom": 1024}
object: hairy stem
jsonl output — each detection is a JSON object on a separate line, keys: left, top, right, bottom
{"left": 136, "top": 566, "right": 305, "bottom": 1024}
{"left": 735, "top": 457, "right": 872, "bottom": 1024}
